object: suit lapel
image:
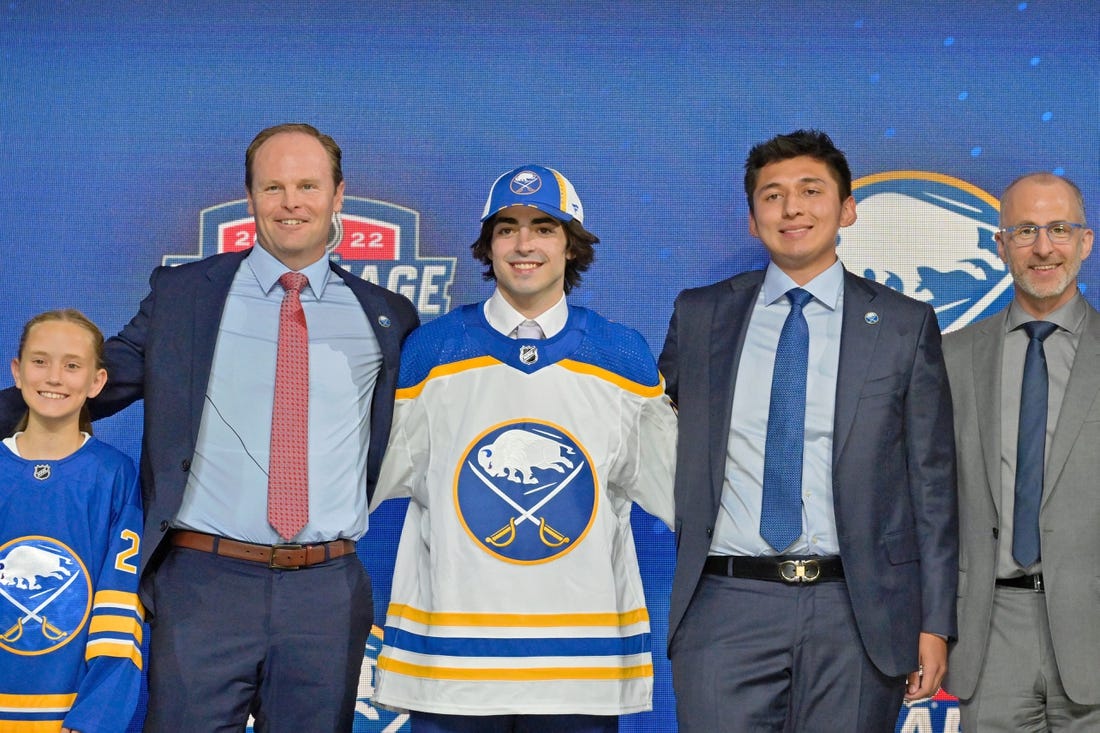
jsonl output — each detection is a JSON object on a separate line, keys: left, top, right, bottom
{"left": 708, "top": 275, "right": 760, "bottom": 510}
{"left": 331, "top": 263, "right": 398, "bottom": 361}
{"left": 191, "top": 251, "right": 248, "bottom": 435}
{"left": 833, "top": 273, "right": 879, "bottom": 460}
{"left": 1044, "top": 305, "right": 1100, "bottom": 504}
{"left": 971, "top": 312, "right": 1005, "bottom": 512}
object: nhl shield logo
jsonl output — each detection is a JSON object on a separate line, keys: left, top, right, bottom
{"left": 840, "top": 172, "right": 1008, "bottom": 333}
{"left": 454, "top": 421, "right": 597, "bottom": 564}
{"left": 33, "top": 464, "right": 50, "bottom": 481}
{"left": 165, "top": 196, "right": 456, "bottom": 324}
{"left": 519, "top": 344, "right": 539, "bottom": 365}
{"left": 0, "top": 538, "right": 92, "bottom": 655}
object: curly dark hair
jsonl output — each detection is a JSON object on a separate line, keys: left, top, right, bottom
{"left": 470, "top": 216, "right": 598, "bottom": 294}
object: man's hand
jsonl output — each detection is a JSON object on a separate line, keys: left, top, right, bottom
{"left": 904, "top": 632, "right": 947, "bottom": 701}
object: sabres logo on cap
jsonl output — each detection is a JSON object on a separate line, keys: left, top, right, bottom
{"left": 510, "top": 171, "right": 542, "bottom": 195}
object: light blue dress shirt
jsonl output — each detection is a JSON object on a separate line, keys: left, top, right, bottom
{"left": 176, "top": 245, "right": 382, "bottom": 543}
{"left": 711, "top": 259, "right": 845, "bottom": 556}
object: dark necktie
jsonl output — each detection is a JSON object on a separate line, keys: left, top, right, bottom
{"left": 760, "top": 288, "right": 814, "bottom": 552}
{"left": 269, "top": 272, "right": 310, "bottom": 541}
{"left": 1013, "top": 320, "right": 1058, "bottom": 567}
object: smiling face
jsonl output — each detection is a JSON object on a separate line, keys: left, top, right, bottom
{"left": 489, "top": 205, "right": 572, "bottom": 317}
{"left": 11, "top": 320, "right": 107, "bottom": 431}
{"left": 748, "top": 155, "right": 856, "bottom": 284}
{"left": 996, "top": 175, "right": 1093, "bottom": 319}
{"left": 246, "top": 131, "right": 345, "bottom": 271}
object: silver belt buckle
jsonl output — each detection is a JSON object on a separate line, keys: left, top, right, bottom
{"left": 778, "top": 559, "right": 821, "bottom": 583}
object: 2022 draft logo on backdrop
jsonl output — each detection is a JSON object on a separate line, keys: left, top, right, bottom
{"left": 166, "top": 197, "right": 456, "bottom": 322}
{"left": 842, "top": 172, "right": 1009, "bottom": 333}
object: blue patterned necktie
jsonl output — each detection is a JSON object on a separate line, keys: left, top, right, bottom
{"left": 760, "top": 288, "right": 814, "bottom": 552}
{"left": 1013, "top": 320, "right": 1058, "bottom": 567}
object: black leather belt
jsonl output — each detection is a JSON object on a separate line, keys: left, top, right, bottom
{"left": 995, "top": 573, "right": 1044, "bottom": 592}
{"left": 703, "top": 555, "right": 844, "bottom": 584}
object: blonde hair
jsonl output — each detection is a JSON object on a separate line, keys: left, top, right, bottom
{"left": 14, "top": 309, "right": 105, "bottom": 435}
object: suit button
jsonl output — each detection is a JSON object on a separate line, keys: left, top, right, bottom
{"left": 992, "top": 527, "right": 999, "bottom": 539}
{"left": 706, "top": 527, "right": 713, "bottom": 537}
{"left": 181, "top": 459, "right": 191, "bottom": 472}
{"left": 160, "top": 520, "right": 169, "bottom": 532}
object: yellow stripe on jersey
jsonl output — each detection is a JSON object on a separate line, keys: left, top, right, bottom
{"left": 0, "top": 692, "right": 76, "bottom": 712}
{"left": 397, "top": 356, "right": 502, "bottom": 400}
{"left": 88, "top": 613, "right": 144, "bottom": 644}
{"left": 557, "top": 359, "right": 664, "bottom": 397}
{"left": 378, "top": 656, "right": 653, "bottom": 682}
{"left": 0, "top": 722, "right": 65, "bottom": 732}
{"left": 386, "top": 603, "right": 649, "bottom": 628}
{"left": 92, "top": 590, "right": 145, "bottom": 620}
{"left": 84, "top": 638, "right": 143, "bottom": 669}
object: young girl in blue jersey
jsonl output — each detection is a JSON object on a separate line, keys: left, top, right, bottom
{"left": 0, "top": 309, "right": 143, "bottom": 733}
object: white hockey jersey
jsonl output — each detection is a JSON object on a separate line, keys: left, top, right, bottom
{"left": 371, "top": 303, "right": 676, "bottom": 716}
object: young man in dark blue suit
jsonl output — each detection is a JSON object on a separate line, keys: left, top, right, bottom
{"left": 1, "top": 123, "right": 418, "bottom": 731}
{"left": 660, "top": 130, "right": 957, "bottom": 732}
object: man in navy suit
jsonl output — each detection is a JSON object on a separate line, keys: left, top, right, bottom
{"left": 660, "top": 130, "right": 957, "bottom": 731}
{"left": 1, "top": 123, "right": 418, "bottom": 732}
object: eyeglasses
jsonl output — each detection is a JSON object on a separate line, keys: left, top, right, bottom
{"left": 1000, "top": 221, "right": 1086, "bottom": 246}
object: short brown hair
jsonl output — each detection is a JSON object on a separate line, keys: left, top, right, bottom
{"left": 245, "top": 123, "right": 343, "bottom": 191}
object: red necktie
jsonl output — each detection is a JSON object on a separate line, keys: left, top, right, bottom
{"left": 269, "top": 272, "right": 310, "bottom": 541}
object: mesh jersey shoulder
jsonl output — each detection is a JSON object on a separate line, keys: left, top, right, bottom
{"left": 569, "top": 307, "right": 661, "bottom": 388}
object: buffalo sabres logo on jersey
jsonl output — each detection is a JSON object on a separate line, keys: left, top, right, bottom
{"left": 840, "top": 172, "right": 1008, "bottom": 333}
{"left": 455, "top": 421, "right": 597, "bottom": 564}
{"left": 0, "top": 538, "right": 91, "bottom": 655}
{"left": 509, "top": 170, "right": 543, "bottom": 195}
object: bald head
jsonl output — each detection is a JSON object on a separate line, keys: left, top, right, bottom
{"left": 1000, "top": 172, "right": 1087, "bottom": 226}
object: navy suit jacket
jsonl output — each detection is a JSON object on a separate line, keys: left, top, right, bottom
{"left": 659, "top": 268, "right": 958, "bottom": 677}
{"left": 1, "top": 250, "right": 418, "bottom": 611}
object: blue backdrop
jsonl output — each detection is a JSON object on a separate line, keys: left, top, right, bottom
{"left": 2, "top": 2, "right": 1097, "bottom": 731}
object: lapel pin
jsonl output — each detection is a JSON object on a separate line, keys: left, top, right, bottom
{"left": 377, "top": 315, "right": 391, "bottom": 328}
{"left": 864, "top": 312, "right": 879, "bottom": 325}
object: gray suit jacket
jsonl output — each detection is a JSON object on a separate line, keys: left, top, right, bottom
{"left": 943, "top": 302, "right": 1100, "bottom": 704}
{"left": 659, "top": 268, "right": 958, "bottom": 677}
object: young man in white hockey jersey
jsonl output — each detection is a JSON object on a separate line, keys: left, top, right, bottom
{"left": 370, "top": 165, "right": 677, "bottom": 732}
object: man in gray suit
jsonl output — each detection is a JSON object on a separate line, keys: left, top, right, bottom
{"left": 660, "top": 129, "right": 958, "bottom": 732}
{"left": 944, "top": 172, "right": 1100, "bottom": 731}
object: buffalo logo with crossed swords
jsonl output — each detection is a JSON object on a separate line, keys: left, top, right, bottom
{"left": 455, "top": 421, "right": 597, "bottom": 564}
{"left": 0, "top": 538, "right": 91, "bottom": 655}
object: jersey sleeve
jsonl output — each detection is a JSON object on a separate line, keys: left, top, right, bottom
{"left": 371, "top": 390, "right": 431, "bottom": 509}
{"left": 620, "top": 380, "right": 677, "bottom": 530}
{"left": 63, "top": 456, "right": 144, "bottom": 733}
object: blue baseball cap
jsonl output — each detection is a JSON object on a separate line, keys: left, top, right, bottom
{"left": 480, "top": 165, "right": 587, "bottom": 225}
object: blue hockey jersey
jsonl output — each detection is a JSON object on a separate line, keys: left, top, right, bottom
{"left": 0, "top": 436, "right": 144, "bottom": 732}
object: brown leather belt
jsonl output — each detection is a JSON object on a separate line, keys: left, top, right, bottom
{"left": 703, "top": 555, "right": 845, "bottom": 584}
{"left": 170, "top": 530, "right": 356, "bottom": 570}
